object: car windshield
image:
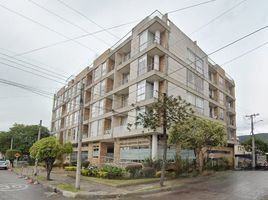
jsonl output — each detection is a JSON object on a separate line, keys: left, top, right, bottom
{"left": 0, "top": 161, "right": 6, "bottom": 164}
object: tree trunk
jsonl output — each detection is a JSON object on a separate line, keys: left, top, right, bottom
{"left": 160, "top": 130, "right": 167, "bottom": 187}
{"left": 46, "top": 158, "right": 55, "bottom": 180}
{"left": 198, "top": 150, "right": 204, "bottom": 173}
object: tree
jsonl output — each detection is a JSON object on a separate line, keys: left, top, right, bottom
{"left": 169, "top": 117, "right": 227, "bottom": 172}
{"left": 5, "top": 149, "right": 21, "bottom": 167}
{"left": 0, "top": 124, "right": 50, "bottom": 156}
{"left": 130, "top": 94, "right": 193, "bottom": 186}
{"left": 30, "top": 136, "right": 72, "bottom": 180}
{"left": 242, "top": 137, "right": 268, "bottom": 154}
{"left": 0, "top": 132, "right": 11, "bottom": 154}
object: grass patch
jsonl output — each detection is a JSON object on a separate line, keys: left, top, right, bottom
{"left": 57, "top": 183, "right": 79, "bottom": 192}
{"left": 79, "top": 176, "right": 159, "bottom": 187}
{"left": 36, "top": 175, "right": 47, "bottom": 181}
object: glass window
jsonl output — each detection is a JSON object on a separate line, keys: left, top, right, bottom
{"left": 94, "top": 66, "right": 101, "bottom": 81}
{"left": 139, "top": 30, "right": 148, "bottom": 51}
{"left": 91, "top": 121, "right": 98, "bottom": 137}
{"left": 93, "top": 82, "right": 100, "bottom": 100}
{"left": 195, "top": 76, "right": 204, "bottom": 93}
{"left": 187, "top": 93, "right": 195, "bottom": 105}
{"left": 93, "top": 145, "right": 99, "bottom": 158}
{"left": 137, "top": 80, "right": 146, "bottom": 102}
{"left": 187, "top": 70, "right": 195, "bottom": 89}
{"left": 102, "top": 62, "right": 107, "bottom": 76}
{"left": 219, "top": 108, "right": 224, "bottom": 120}
{"left": 100, "top": 80, "right": 106, "bottom": 96}
{"left": 91, "top": 102, "right": 98, "bottom": 117}
{"left": 136, "top": 107, "right": 145, "bottom": 128}
{"left": 138, "top": 55, "right": 147, "bottom": 76}
{"left": 219, "top": 92, "right": 224, "bottom": 105}
{"left": 98, "top": 119, "right": 103, "bottom": 135}
{"left": 99, "top": 99, "right": 104, "bottom": 115}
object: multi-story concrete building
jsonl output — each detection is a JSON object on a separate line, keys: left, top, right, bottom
{"left": 51, "top": 11, "right": 236, "bottom": 165}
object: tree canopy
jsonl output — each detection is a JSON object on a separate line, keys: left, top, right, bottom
{"left": 242, "top": 137, "right": 268, "bottom": 154}
{"left": 30, "top": 136, "right": 72, "bottom": 180}
{"left": 0, "top": 123, "right": 50, "bottom": 155}
{"left": 130, "top": 94, "right": 193, "bottom": 186}
{"left": 169, "top": 117, "right": 227, "bottom": 172}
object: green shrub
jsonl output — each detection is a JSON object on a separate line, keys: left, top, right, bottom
{"left": 140, "top": 167, "right": 155, "bottom": 178}
{"left": 81, "top": 169, "right": 89, "bottom": 176}
{"left": 91, "top": 168, "right": 99, "bottom": 177}
{"left": 98, "top": 171, "right": 108, "bottom": 178}
{"left": 100, "top": 165, "right": 123, "bottom": 179}
{"left": 82, "top": 160, "right": 90, "bottom": 168}
{"left": 64, "top": 166, "right": 77, "bottom": 171}
{"left": 125, "top": 164, "right": 142, "bottom": 178}
{"left": 142, "top": 158, "right": 162, "bottom": 171}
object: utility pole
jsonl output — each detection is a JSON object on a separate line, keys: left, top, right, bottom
{"left": 10, "top": 137, "right": 13, "bottom": 150}
{"left": 245, "top": 113, "right": 259, "bottom": 169}
{"left": 34, "top": 120, "right": 42, "bottom": 176}
{"left": 160, "top": 93, "right": 167, "bottom": 187}
{"left": 75, "top": 84, "right": 84, "bottom": 189}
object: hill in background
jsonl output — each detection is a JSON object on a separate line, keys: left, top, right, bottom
{"left": 238, "top": 133, "right": 268, "bottom": 143}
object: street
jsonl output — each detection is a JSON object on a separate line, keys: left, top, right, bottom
{"left": 0, "top": 170, "right": 68, "bottom": 200}
{"left": 131, "top": 171, "right": 268, "bottom": 200}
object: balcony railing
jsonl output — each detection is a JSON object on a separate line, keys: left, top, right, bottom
{"left": 104, "top": 129, "right": 112, "bottom": 135}
{"left": 113, "top": 125, "right": 128, "bottom": 135}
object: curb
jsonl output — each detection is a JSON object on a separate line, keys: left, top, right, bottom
{"left": 12, "top": 170, "right": 184, "bottom": 199}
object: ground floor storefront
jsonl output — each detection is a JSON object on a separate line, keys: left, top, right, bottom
{"left": 67, "top": 134, "right": 234, "bottom": 167}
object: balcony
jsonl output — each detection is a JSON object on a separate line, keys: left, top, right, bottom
{"left": 113, "top": 125, "right": 128, "bottom": 135}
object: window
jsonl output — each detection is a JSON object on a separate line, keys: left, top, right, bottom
{"left": 219, "top": 76, "right": 225, "bottom": 87}
{"left": 73, "top": 111, "right": 79, "bottom": 125}
{"left": 91, "top": 121, "right": 98, "bottom": 137}
{"left": 219, "top": 92, "right": 224, "bottom": 105}
{"left": 137, "top": 80, "right": 146, "bottom": 102}
{"left": 187, "top": 49, "right": 204, "bottom": 74}
{"left": 139, "top": 30, "right": 148, "bottom": 51}
{"left": 90, "top": 120, "right": 103, "bottom": 137}
{"left": 138, "top": 55, "right": 147, "bottom": 76}
{"left": 93, "top": 145, "right": 99, "bottom": 158}
{"left": 98, "top": 99, "right": 104, "bottom": 115}
{"left": 187, "top": 70, "right": 204, "bottom": 93}
{"left": 101, "top": 62, "right": 107, "bottom": 76}
{"left": 219, "top": 108, "right": 224, "bottom": 120}
{"left": 122, "top": 73, "right": 129, "bottom": 84}
{"left": 93, "top": 82, "right": 100, "bottom": 100}
{"left": 94, "top": 66, "right": 101, "bottom": 81}
{"left": 187, "top": 93, "right": 204, "bottom": 114}
{"left": 100, "top": 80, "right": 106, "bottom": 96}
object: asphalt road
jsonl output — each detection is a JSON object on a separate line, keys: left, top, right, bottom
{"left": 129, "top": 171, "right": 268, "bottom": 200}
{"left": 0, "top": 170, "right": 68, "bottom": 200}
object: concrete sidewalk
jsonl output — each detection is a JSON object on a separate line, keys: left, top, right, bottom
{"left": 13, "top": 166, "right": 213, "bottom": 199}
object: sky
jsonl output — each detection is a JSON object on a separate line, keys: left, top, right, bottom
{"left": 0, "top": 0, "right": 267, "bottom": 136}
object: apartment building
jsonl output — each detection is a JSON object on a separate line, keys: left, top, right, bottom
{"left": 51, "top": 11, "right": 236, "bottom": 165}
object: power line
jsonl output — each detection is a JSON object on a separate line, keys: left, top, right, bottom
{"left": 221, "top": 41, "right": 268, "bottom": 66}
{"left": 0, "top": 61, "right": 66, "bottom": 84}
{"left": 167, "top": 0, "right": 217, "bottom": 14}
{"left": 56, "top": 0, "right": 120, "bottom": 40}
{"left": 0, "top": 56, "right": 67, "bottom": 81}
{"left": 0, "top": 3, "right": 97, "bottom": 53}
{"left": 28, "top": 0, "right": 112, "bottom": 47}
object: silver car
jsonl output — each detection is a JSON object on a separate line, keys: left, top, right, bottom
{"left": 0, "top": 160, "right": 9, "bottom": 169}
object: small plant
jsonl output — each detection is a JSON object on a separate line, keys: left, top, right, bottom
{"left": 125, "top": 164, "right": 142, "bottom": 178}
{"left": 64, "top": 166, "right": 77, "bottom": 171}
{"left": 142, "top": 158, "right": 162, "bottom": 171}
{"left": 81, "top": 169, "right": 90, "bottom": 176}
{"left": 63, "top": 162, "right": 70, "bottom": 168}
{"left": 140, "top": 167, "right": 155, "bottom": 178}
{"left": 100, "top": 165, "right": 123, "bottom": 179}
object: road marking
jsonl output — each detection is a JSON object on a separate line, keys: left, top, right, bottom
{"left": 0, "top": 183, "right": 28, "bottom": 191}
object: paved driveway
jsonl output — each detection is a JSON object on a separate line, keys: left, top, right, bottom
{"left": 132, "top": 171, "right": 268, "bottom": 200}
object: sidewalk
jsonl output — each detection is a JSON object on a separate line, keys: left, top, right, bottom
{"left": 13, "top": 166, "right": 213, "bottom": 199}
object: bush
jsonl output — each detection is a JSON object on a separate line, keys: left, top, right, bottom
{"left": 81, "top": 169, "right": 89, "bottom": 176}
{"left": 155, "top": 171, "right": 167, "bottom": 178}
{"left": 64, "top": 166, "right": 77, "bottom": 171}
{"left": 140, "top": 167, "right": 155, "bottom": 178}
{"left": 100, "top": 165, "right": 123, "bottom": 179}
{"left": 82, "top": 160, "right": 90, "bottom": 168}
{"left": 142, "top": 158, "right": 162, "bottom": 171}
{"left": 205, "top": 158, "right": 231, "bottom": 171}
{"left": 125, "top": 164, "right": 142, "bottom": 178}
{"left": 98, "top": 171, "right": 108, "bottom": 178}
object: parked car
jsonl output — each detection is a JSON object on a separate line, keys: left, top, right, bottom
{"left": 0, "top": 160, "right": 9, "bottom": 170}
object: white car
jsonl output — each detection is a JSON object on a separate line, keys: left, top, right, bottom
{"left": 0, "top": 160, "right": 9, "bottom": 169}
